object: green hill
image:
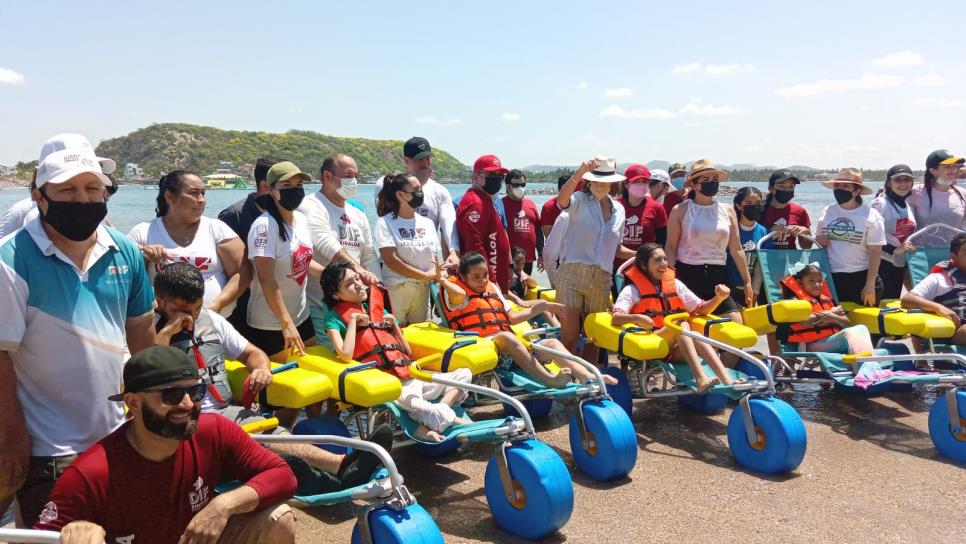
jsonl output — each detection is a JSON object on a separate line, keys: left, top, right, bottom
{"left": 94, "top": 123, "right": 470, "bottom": 182}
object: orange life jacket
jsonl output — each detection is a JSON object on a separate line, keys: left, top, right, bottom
{"left": 624, "top": 265, "right": 688, "bottom": 328}
{"left": 780, "top": 275, "right": 840, "bottom": 343}
{"left": 441, "top": 276, "right": 513, "bottom": 336}
{"left": 333, "top": 285, "right": 411, "bottom": 380}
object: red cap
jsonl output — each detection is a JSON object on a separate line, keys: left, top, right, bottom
{"left": 623, "top": 164, "right": 651, "bottom": 183}
{"left": 473, "top": 154, "right": 509, "bottom": 175}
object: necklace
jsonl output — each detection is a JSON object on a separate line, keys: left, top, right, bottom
{"left": 162, "top": 217, "right": 200, "bottom": 247}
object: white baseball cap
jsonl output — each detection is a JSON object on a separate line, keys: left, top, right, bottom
{"left": 36, "top": 148, "right": 113, "bottom": 189}
{"left": 39, "top": 133, "right": 116, "bottom": 174}
{"left": 650, "top": 169, "right": 671, "bottom": 186}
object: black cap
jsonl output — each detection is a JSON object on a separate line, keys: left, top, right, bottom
{"left": 926, "top": 149, "right": 965, "bottom": 170}
{"left": 768, "top": 168, "right": 800, "bottom": 186}
{"left": 886, "top": 164, "right": 914, "bottom": 180}
{"left": 403, "top": 137, "right": 432, "bottom": 160}
{"left": 108, "top": 346, "right": 200, "bottom": 400}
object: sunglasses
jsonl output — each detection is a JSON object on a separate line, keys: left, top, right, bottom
{"left": 140, "top": 382, "right": 206, "bottom": 405}
{"left": 509, "top": 182, "right": 526, "bottom": 188}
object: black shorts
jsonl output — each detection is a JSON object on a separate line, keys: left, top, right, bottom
{"left": 877, "top": 260, "right": 906, "bottom": 301}
{"left": 675, "top": 261, "right": 739, "bottom": 314}
{"left": 248, "top": 319, "right": 316, "bottom": 356}
{"left": 831, "top": 270, "right": 884, "bottom": 306}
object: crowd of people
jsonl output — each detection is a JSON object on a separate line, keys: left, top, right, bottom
{"left": 2, "top": 130, "right": 966, "bottom": 542}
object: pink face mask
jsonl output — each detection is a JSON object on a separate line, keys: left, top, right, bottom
{"left": 628, "top": 183, "right": 649, "bottom": 199}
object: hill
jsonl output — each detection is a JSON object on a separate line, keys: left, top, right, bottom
{"left": 95, "top": 123, "right": 471, "bottom": 181}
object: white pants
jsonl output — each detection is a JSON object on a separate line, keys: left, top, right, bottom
{"left": 395, "top": 368, "right": 472, "bottom": 432}
{"left": 387, "top": 279, "right": 431, "bottom": 326}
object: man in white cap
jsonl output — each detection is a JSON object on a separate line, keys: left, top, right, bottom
{"left": 0, "top": 139, "right": 155, "bottom": 527}
{"left": 0, "top": 134, "right": 116, "bottom": 238}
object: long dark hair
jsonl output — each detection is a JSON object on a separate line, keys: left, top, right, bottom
{"left": 924, "top": 163, "right": 965, "bottom": 210}
{"left": 634, "top": 243, "right": 663, "bottom": 274}
{"left": 733, "top": 186, "right": 762, "bottom": 214}
{"left": 320, "top": 262, "right": 353, "bottom": 307}
{"left": 254, "top": 190, "right": 289, "bottom": 241}
{"left": 377, "top": 173, "right": 415, "bottom": 218}
{"left": 156, "top": 170, "right": 199, "bottom": 217}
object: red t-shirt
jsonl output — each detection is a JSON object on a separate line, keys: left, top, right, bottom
{"left": 760, "top": 202, "right": 812, "bottom": 249}
{"left": 502, "top": 196, "right": 540, "bottom": 262}
{"left": 456, "top": 186, "right": 512, "bottom": 291}
{"left": 616, "top": 196, "right": 668, "bottom": 266}
{"left": 35, "top": 414, "right": 296, "bottom": 543}
{"left": 662, "top": 190, "right": 685, "bottom": 216}
{"left": 541, "top": 197, "right": 562, "bottom": 231}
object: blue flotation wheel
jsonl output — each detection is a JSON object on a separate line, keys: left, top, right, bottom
{"left": 568, "top": 399, "right": 637, "bottom": 481}
{"left": 726, "top": 397, "right": 807, "bottom": 474}
{"left": 601, "top": 367, "right": 633, "bottom": 417}
{"left": 484, "top": 439, "right": 574, "bottom": 539}
{"left": 928, "top": 389, "right": 966, "bottom": 463}
{"left": 351, "top": 503, "right": 445, "bottom": 544}
{"left": 292, "top": 415, "right": 351, "bottom": 454}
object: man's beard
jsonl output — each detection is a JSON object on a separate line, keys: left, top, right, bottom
{"left": 141, "top": 402, "right": 201, "bottom": 439}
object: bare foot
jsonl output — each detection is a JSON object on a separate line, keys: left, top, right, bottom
{"left": 414, "top": 426, "right": 445, "bottom": 443}
{"left": 547, "top": 368, "right": 573, "bottom": 388}
{"left": 695, "top": 377, "right": 720, "bottom": 394}
{"left": 452, "top": 416, "right": 472, "bottom": 426}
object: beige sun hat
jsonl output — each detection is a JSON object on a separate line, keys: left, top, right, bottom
{"left": 821, "top": 167, "right": 872, "bottom": 195}
{"left": 687, "top": 158, "right": 728, "bottom": 182}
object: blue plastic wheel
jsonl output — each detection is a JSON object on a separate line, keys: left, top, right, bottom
{"left": 927, "top": 390, "right": 966, "bottom": 463}
{"left": 292, "top": 415, "right": 351, "bottom": 454}
{"left": 678, "top": 392, "right": 728, "bottom": 414}
{"left": 727, "top": 396, "right": 807, "bottom": 474}
{"left": 503, "top": 398, "right": 554, "bottom": 419}
{"left": 351, "top": 503, "right": 445, "bottom": 544}
{"left": 736, "top": 358, "right": 766, "bottom": 381}
{"left": 484, "top": 439, "right": 574, "bottom": 539}
{"left": 601, "top": 367, "right": 633, "bottom": 417}
{"left": 568, "top": 400, "right": 637, "bottom": 481}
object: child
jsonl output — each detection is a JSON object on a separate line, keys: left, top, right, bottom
{"left": 728, "top": 187, "right": 768, "bottom": 307}
{"left": 779, "top": 262, "right": 873, "bottom": 354}
{"left": 438, "top": 252, "right": 617, "bottom": 388}
{"left": 320, "top": 262, "right": 471, "bottom": 442}
{"left": 611, "top": 243, "right": 738, "bottom": 393}
{"left": 505, "top": 246, "right": 562, "bottom": 327}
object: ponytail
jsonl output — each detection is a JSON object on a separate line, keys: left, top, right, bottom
{"left": 254, "top": 193, "right": 289, "bottom": 241}
{"left": 377, "top": 172, "right": 412, "bottom": 218}
{"left": 924, "top": 169, "right": 935, "bottom": 209}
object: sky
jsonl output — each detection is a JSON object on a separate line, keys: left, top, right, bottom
{"left": 2, "top": 0, "right": 965, "bottom": 170}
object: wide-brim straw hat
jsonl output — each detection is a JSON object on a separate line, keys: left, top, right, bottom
{"left": 821, "top": 167, "right": 872, "bottom": 195}
{"left": 687, "top": 158, "right": 728, "bottom": 182}
{"left": 582, "top": 155, "right": 626, "bottom": 183}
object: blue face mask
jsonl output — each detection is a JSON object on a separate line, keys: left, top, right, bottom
{"left": 670, "top": 177, "right": 687, "bottom": 191}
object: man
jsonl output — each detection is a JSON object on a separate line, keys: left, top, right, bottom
{"left": 34, "top": 346, "right": 297, "bottom": 543}
{"left": 0, "top": 143, "right": 155, "bottom": 527}
{"left": 661, "top": 162, "right": 689, "bottom": 215}
{"left": 298, "top": 154, "right": 380, "bottom": 343}
{"left": 502, "top": 169, "right": 542, "bottom": 274}
{"left": 540, "top": 174, "right": 572, "bottom": 238}
{"left": 154, "top": 262, "right": 391, "bottom": 494}
{"left": 456, "top": 155, "right": 512, "bottom": 292}
{"left": 376, "top": 137, "right": 460, "bottom": 270}
{"left": 902, "top": 233, "right": 966, "bottom": 344}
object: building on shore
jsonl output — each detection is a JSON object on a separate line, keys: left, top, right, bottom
{"left": 123, "top": 163, "right": 144, "bottom": 180}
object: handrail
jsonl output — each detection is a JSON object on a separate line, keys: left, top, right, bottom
{"left": 906, "top": 224, "right": 966, "bottom": 246}
{"left": 253, "top": 434, "right": 404, "bottom": 490}
{"left": 756, "top": 230, "right": 820, "bottom": 251}
{"left": 0, "top": 529, "right": 63, "bottom": 543}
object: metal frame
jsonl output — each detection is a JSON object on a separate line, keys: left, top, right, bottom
{"left": 0, "top": 530, "right": 61, "bottom": 543}
{"left": 905, "top": 223, "right": 965, "bottom": 246}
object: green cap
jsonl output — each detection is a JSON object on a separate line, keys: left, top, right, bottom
{"left": 266, "top": 161, "right": 311, "bottom": 186}
{"left": 668, "top": 162, "right": 687, "bottom": 175}
{"left": 108, "top": 345, "right": 200, "bottom": 400}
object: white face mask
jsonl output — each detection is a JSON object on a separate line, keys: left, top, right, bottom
{"left": 336, "top": 177, "right": 358, "bottom": 199}
{"left": 509, "top": 186, "right": 525, "bottom": 199}
{"left": 935, "top": 177, "right": 953, "bottom": 187}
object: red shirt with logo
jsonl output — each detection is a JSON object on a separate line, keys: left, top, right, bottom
{"left": 541, "top": 197, "right": 563, "bottom": 231}
{"left": 35, "top": 414, "right": 296, "bottom": 543}
{"left": 662, "top": 190, "right": 685, "bottom": 216}
{"left": 760, "top": 202, "right": 812, "bottom": 249}
{"left": 502, "top": 197, "right": 540, "bottom": 262}
{"left": 456, "top": 186, "right": 512, "bottom": 291}
{"left": 616, "top": 195, "right": 668, "bottom": 266}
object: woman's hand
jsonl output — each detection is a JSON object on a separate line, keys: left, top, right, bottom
{"left": 743, "top": 282, "right": 754, "bottom": 307}
{"left": 282, "top": 321, "right": 306, "bottom": 355}
{"left": 861, "top": 284, "right": 876, "bottom": 306}
{"left": 902, "top": 241, "right": 917, "bottom": 253}
{"left": 815, "top": 234, "right": 830, "bottom": 248}
{"left": 140, "top": 244, "right": 168, "bottom": 263}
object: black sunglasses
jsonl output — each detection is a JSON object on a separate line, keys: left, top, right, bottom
{"left": 141, "top": 383, "right": 206, "bottom": 405}
{"left": 509, "top": 182, "right": 526, "bottom": 188}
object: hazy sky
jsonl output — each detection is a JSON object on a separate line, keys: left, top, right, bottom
{"left": 2, "top": 0, "right": 965, "bottom": 169}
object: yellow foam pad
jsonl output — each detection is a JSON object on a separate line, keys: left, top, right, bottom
{"left": 402, "top": 322, "right": 499, "bottom": 374}
{"left": 225, "top": 360, "right": 332, "bottom": 408}
{"left": 299, "top": 347, "right": 402, "bottom": 407}
{"left": 741, "top": 300, "right": 813, "bottom": 334}
{"left": 524, "top": 286, "right": 557, "bottom": 302}
{"left": 843, "top": 304, "right": 955, "bottom": 337}
{"left": 583, "top": 312, "right": 669, "bottom": 361}
{"left": 689, "top": 315, "right": 759, "bottom": 348}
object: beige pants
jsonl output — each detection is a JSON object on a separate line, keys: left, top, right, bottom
{"left": 387, "top": 279, "right": 432, "bottom": 326}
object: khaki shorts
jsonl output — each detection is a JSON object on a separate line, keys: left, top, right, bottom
{"left": 556, "top": 263, "right": 612, "bottom": 314}
{"left": 218, "top": 503, "right": 293, "bottom": 544}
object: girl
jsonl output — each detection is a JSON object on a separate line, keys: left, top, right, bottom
{"left": 760, "top": 169, "right": 812, "bottom": 250}
{"left": 908, "top": 149, "right": 966, "bottom": 247}
{"left": 778, "top": 262, "right": 874, "bottom": 354}
{"left": 869, "top": 165, "right": 917, "bottom": 300}
{"left": 611, "top": 243, "right": 739, "bottom": 393}
{"left": 322, "top": 262, "right": 471, "bottom": 442}
{"left": 728, "top": 187, "right": 768, "bottom": 308}
{"left": 815, "top": 168, "right": 885, "bottom": 306}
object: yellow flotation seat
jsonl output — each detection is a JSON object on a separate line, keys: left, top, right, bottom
{"left": 842, "top": 303, "right": 956, "bottom": 338}
{"left": 402, "top": 322, "right": 499, "bottom": 374}
{"left": 225, "top": 360, "right": 332, "bottom": 409}
{"left": 688, "top": 314, "right": 759, "bottom": 348}
{"left": 583, "top": 312, "right": 669, "bottom": 361}
{"left": 524, "top": 286, "right": 557, "bottom": 302}
{"left": 741, "top": 300, "right": 813, "bottom": 334}
{"left": 298, "top": 347, "right": 402, "bottom": 406}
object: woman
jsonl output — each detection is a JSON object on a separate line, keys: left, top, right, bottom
{"left": 374, "top": 172, "right": 441, "bottom": 326}
{"left": 870, "top": 165, "right": 917, "bottom": 299}
{"left": 666, "top": 159, "right": 753, "bottom": 322}
{"left": 909, "top": 149, "right": 966, "bottom": 247}
{"left": 727, "top": 187, "right": 768, "bottom": 307}
{"left": 128, "top": 170, "right": 244, "bottom": 315}
{"left": 247, "top": 161, "right": 323, "bottom": 359}
{"left": 760, "top": 168, "right": 812, "bottom": 250}
{"left": 815, "top": 168, "right": 885, "bottom": 306}
{"left": 555, "top": 155, "right": 626, "bottom": 360}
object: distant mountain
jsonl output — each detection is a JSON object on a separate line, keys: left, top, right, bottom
{"left": 522, "top": 164, "right": 576, "bottom": 173}
{"left": 95, "top": 123, "right": 470, "bottom": 181}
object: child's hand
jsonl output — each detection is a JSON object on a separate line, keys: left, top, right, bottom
{"left": 635, "top": 315, "right": 656, "bottom": 329}
{"left": 352, "top": 313, "right": 370, "bottom": 328}
{"left": 714, "top": 284, "right": 731, "bottom": 299}
{"left": 831, "top": 306, "right": 847, "bottom": 316}
{"left": 383, "top": 313, "right": 396, "bottom": 327}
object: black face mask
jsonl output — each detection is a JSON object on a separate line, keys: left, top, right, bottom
{"left": 833, "top": 189, "right": 855, "bottom": 205}
{"left": 408, "top": 189, "right": 425, "bottom": 209}
{"left": 773, "top": 189, "right": 794, "bottom": 204}
{"left": 39, "top": 191, "right": 108, "bottom": 242}
{"left": 886, "top": 188, "right": 908, "bottom": 206}
{"left": 698, "top": 181, "right": 720, "bottom": 197}
{"left": 277, "top": 187, "right": 305, "bottom": 211}
{"left": 741, "top": 204, "right": 764, "bottom": 221}
{"left": 483, "top": 175, "right": 504, "bottom": 195}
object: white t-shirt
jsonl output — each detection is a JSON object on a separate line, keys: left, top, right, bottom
{"left": 612, "top": 279, "right": 702, "bottom": 314}
{"left": 375, "top": 213, "right": 441, "bottom": 287}
{"left": 246, "top": 211, "right": 314, "bottom": 330}
{"left": 0, "top": 197, "right": 39, "bottom": 238}
{"left": 297, "top": 191, "right": 380, "bottom": 308}
{"left": 375, "top": 177, "right": 460, "bottom": 252}
{"left": 908, "top": 183, "right": 966, "bottom": 247}
{"left": 909, "top": 272, "right": 956, "bottom": 301}
{"left": 869, "top": 195, "right": 917, "bottom": 266}
{"left": 128, "top": 216, "right": 238, "bottom": 310}
{"left": 817, "top": 204, "right": 886, "bottom": 273}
